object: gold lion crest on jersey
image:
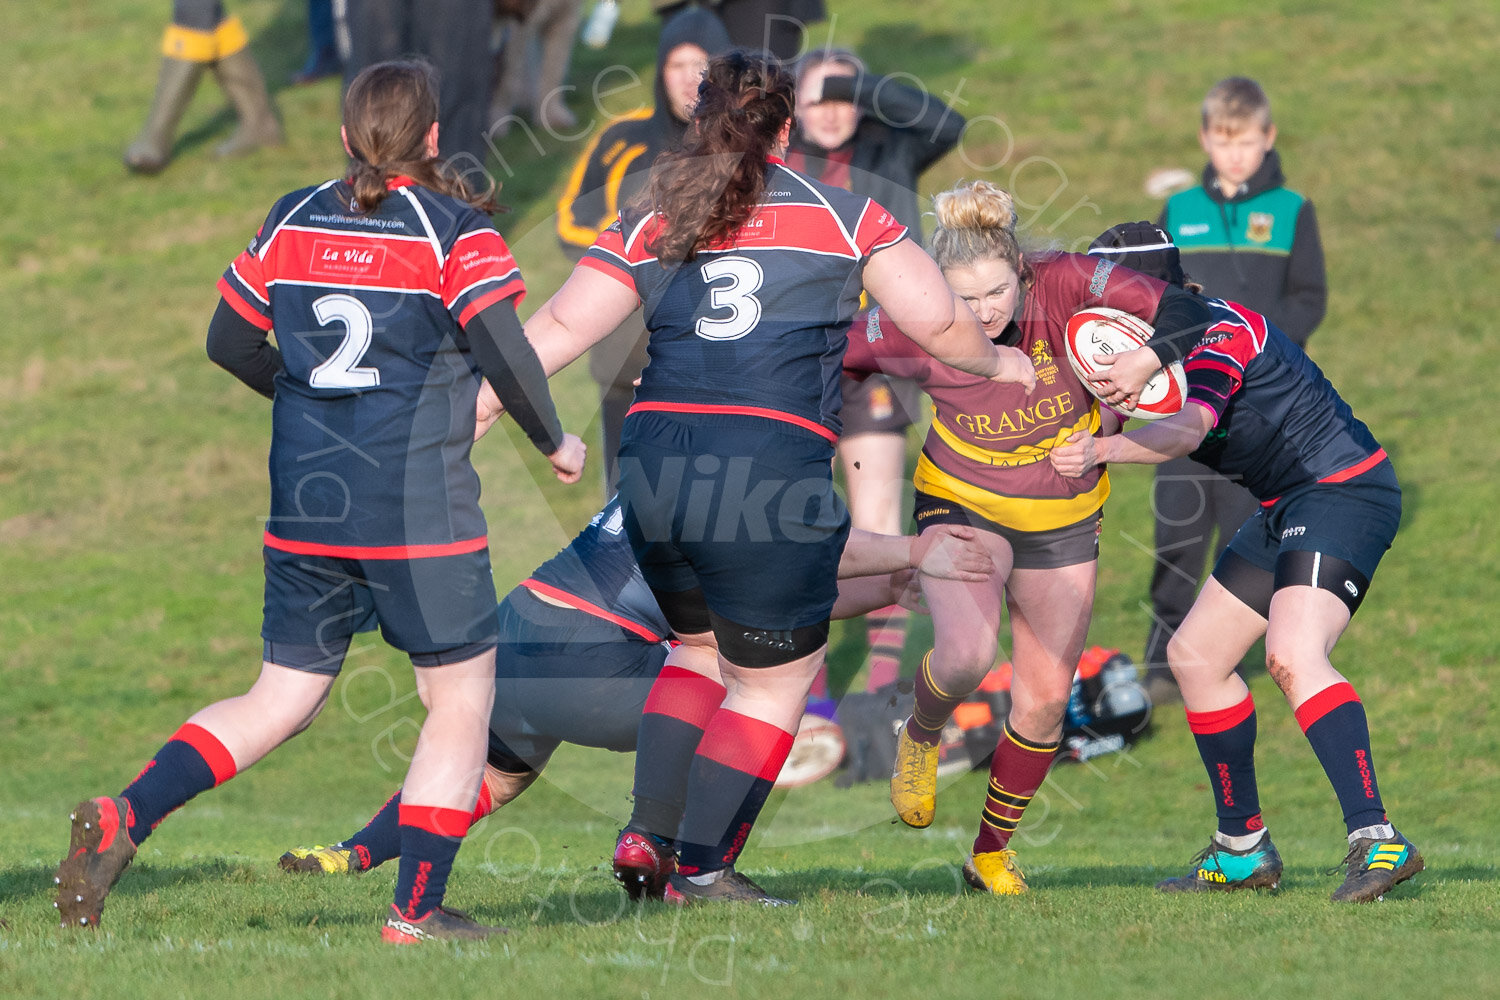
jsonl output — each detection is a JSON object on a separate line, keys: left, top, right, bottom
{"left": 1246, "top": 212, "right": 1274, "bottom": 244}
{"left": 1030, "top": 340, "right": 1059, "bottom": 385}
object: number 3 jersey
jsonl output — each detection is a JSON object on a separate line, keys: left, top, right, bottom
{"left": 580, "top": 158, "right": 907, "bottom": 442}
{"left": 217, "top": 178, "right": 526, "bottom": 555}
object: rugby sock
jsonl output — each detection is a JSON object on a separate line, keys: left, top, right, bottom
{"left": 346, "top": 783, "right": 494, "bottom": 871}
{"left": 120, "top": 723, "right": 237, "bottom": 846}
{"left": 393, "top": 805, "right": 471, "bottom": 920}
{"left": 674, "top": 710, "right": 794, "bottom": 875}
{"left": 972, "top": 722, "right": 1060, "bottom": 854}
{"left": 1295, "top": 682, "right": 1386, "bottom": 833}
{"left": 1186, "top": 693, "right": 1264, "bottom": 838}
{"left": 864, "top": 605, "right": 909, "bottom": 691}
{"left": 907, "top": 650, "right": 966, "bottom": 744}
{"left": 628, "top": 665, "right": 726, "bottom": 842}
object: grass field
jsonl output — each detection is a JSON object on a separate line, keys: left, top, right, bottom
{"left": 3, "top": 0, "right": 1499, "bottom": 996}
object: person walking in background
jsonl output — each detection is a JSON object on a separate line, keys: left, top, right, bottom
{"left": 1144, "top": 77, "right": 1327, "bottom": 703}
{"left": 1053, "top": 223, "right": 1420, "bottom": 904}
{"left": 490, "top": 0, "right": 585, "bottom": 134}
{"left": 789, "top": 47, "right": 968, "bottom": 701}
{"left": 124, "top": 2, "right": 282, "bottom": 173}
{"left": 521, "top": 51, "right": 1032, "bottom": 904}
{"left": 291, "top": 0, "right": 342, "bottom": 85}
{"left": 554, "top": 7, "right": 732, "bottom": 492}
{"left": 55, "top": 62, "right": 587, "bottom": 943}
{"left": 338, "top": 0, "right": 496, "bottom": 171}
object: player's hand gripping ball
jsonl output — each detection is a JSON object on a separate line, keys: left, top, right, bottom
{"left": 1065, "top": 306, "right": 1187, "bottom": 421}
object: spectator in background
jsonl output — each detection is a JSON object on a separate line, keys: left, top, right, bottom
{"left": 491, "top": 0, "right": 584, "bottom": 134}
{"left": 653, "top": 0, "right": 824, "bottom": 61}
{"left": 1145, "top": 77, "right": 1327, "bottom": 704}
{"left": 554, "top": 7, "right": 731, "bottom": 492}
{"left": 292, "top": 0, "right": 342, "bottom": 84}
{"left": 338, "top": 0, "right": 495, "bottom": 171}
{"left": 124, "top": 2, "right": 283, "bottom": 173}
{"left": 788, "top": 49, "right": 967, "bottom": 702}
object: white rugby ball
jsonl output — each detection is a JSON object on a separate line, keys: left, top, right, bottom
{"left": 1065, "top": 306, "right": 1187, "bottom": 421}
{"left": 774, "top": 713, "right": 846, "bottom": 788}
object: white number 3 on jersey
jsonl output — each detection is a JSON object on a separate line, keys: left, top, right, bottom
{"left": 695, "top": 256, "right": 764, "bottom": 342}
{"left": 309, "top": 293, "right": 381, "bottom": 388}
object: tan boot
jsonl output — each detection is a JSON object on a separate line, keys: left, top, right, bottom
{"left": 211, "top": 48, "right": 283, "bottom": 158}
{"left": 123, "top": 56, "right": 206, "bottom": 174}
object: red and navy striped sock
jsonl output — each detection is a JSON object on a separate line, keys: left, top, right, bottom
{"left": 1185, "top": 694, "right": 1264, "bottom": 838}
{"left": 907, "top": 651, "right": 966, "bottom": 744}
{"left": 865, "top": 604, "right": 909, "bottom": 691}
{"left": 628, "top": 665, "right": 726, "bottom": 842}
{"left": 343, "top": 783, "right": 493, "bottom": 872}
{"left": 393, "top": 805, "right": 471, "bottom": 920}
{"left": 1295, "top": 682, "right": 1386, "bottom": 833}
{"left": 120, "top": 723, "right": 237, "bottom": 846}
{"left": 973, "top": 723, "right": 1060, "bottom": 854}
{"left": 674, "top": 710, "right": 793, "bottom": 876}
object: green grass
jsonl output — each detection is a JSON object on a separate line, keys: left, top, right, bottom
{"left": 3, "top": 0, "right": 1499, "bottom": 996}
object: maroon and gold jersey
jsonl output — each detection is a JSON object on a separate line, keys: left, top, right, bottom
{"left": 845, "top": 252, "right": 1168, "bottom": 531}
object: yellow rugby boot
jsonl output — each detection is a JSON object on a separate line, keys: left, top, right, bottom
{"left": 962, "top": 849, "right": 1028, "bottom": 895}
{"left": 890, "top": 723, "right": 940, "bottom": 828}
{"left": 279, "top": 844, "right": 362, "bottom": 874}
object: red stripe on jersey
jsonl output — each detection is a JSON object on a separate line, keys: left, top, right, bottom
{"left": 578, "top": 254, "right": 637, "bottom": 290}
{"left": 1185, "top": 354, "right": 1246, "bottom": 389}
{"left": 271, "top": 228, "right": 439, "bottom": 290}
{"left": 443, "top": 228, "right": 524, "bottom": 307}
{"left": 457, "top": 279, "right": 526, "bottom": 328}
{"left": 854, "top": 200, "right": 908, "bottom": 256}
{"left": 1294, "top": 681, "right": 1360, "bottom": 732}
{"left": 696, "top": 710, "right": 795, "bottom": 780}
{"left": 699, "top": 203, "right": 861, "bottom": 257}
{"left": 1259, "top": 448, "right": 1389, "bottom": 508}
{"left": 226, "top": 249, "right": 270, "bottom": 302}
{"left": 262, "top": 531, "right": 488, "bottom": 559}
{"left": 171, "top": 723, "right": 238, "bottom": 785}
{"left": 216, "top": 278, "right": 274, "bottom": 330}
{"left": 518, "top": 578, "right": 666, "bottom": 642}
{"left": 627, "top": 401, "right": 838, "bottom": 443}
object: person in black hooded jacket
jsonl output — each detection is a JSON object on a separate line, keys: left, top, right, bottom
{"left": 554, "top": 7, "right": 732, "bottom": 492}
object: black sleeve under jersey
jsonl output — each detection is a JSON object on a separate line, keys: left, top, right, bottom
{"left": 465, "top": 298, "right": 566, "bottom": 455}
{"left": 1146, "top": 284, "right": 1214, "bottom": 367}
{"left": 206, "top": 297, "right": 282, "bottom": 399}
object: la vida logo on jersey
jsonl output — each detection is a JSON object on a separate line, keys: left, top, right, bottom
{"left": 309, "top": 239, "right": 388, "bottom": 280}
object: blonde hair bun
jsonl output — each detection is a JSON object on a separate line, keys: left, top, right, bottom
{"left": 932, "top": 180, "right": 1017, "bottom": 234}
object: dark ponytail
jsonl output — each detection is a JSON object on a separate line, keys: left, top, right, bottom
{"left": 342, "top": 60, "right": 497, "bottom": 214}
{"left": 639, "top": 50, "right": 793, "bottom": 262}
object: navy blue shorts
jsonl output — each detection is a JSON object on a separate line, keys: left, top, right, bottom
{"left": 617, "top": 411, "right": 850, "bottom": 631}
{"left": 1217, "top": 460, "right": 1401, "bottom": 591}
{"left": 485, "top": 588, "right": 670, "bottom": 771}
{"left": 261, "top": 546, "right": 499, "bottom": 673}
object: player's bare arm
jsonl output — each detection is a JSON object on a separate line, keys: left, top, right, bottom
{"left": 1051, "top": 403, "right": 1214, "bottom": 478}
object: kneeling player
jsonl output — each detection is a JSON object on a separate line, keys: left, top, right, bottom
{"left": 1050, "top": 223, "right": 1422, "bottom": 902}
{"left": 280, "top": 499, "right": 993, "bottom": 880}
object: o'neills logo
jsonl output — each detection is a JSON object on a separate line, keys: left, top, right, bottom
{"left": 953, "top": 392, "right": 1074, "bottom": 440}
{"left": 1356, "top": 748, "right": 1375, "bottom": 798}
{"left": 1030, "top": 341, "right": 1060, "bottom": 385}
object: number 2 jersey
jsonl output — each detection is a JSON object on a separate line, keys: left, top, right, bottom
{"left": 579, "top": 158, "right": 908, "bottom": 442}
{"left": 217, "top": 178, "right": 525, "bottom": 555}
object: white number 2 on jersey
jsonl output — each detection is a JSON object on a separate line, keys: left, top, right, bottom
{"left": 695, "top": 256, "right": 764, "bottom": 342}
{"left": 308, "top": 293, "right": 381, "bottom": 389}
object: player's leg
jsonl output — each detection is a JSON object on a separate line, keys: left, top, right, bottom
{"left": 890, "top": 512, "right": 1010, "bottom": 829}
{"left": 960, "top": 516, "right": 1098, "bottom": 894}
{"left": 1143, "top": 457, "right": 1218, "bottom": 703}
{"left": 208, "top": 11, "right": 283, "bottom": 158}
{"left": 123, "top": 0, "right": 221, "bottom": 172}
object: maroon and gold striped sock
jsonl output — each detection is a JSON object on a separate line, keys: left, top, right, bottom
{"left": 973, "top": 723, "right": 1060, "bottom": 855}
{"left": 907, "top": 651, "right": 967, "bottom": 744}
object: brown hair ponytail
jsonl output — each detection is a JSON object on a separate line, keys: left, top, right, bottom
{"left": 639, "top": 50, "right": 794, "bottom": 262}
{"left": 342, "top": 60, "right": 497, "bottom": 214}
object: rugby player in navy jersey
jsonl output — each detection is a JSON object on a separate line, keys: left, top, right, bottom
{"left": 1051, "top": 223, "right": 1422, "bottom": 903}
{"left": 515, "top": 50, "right": 1041, "bottom": 905}
{"left": 277, "top": 499, "right": 996, "bottom": 878}
{"left": 53, "top": 62, "right": 587, "bottom": 943}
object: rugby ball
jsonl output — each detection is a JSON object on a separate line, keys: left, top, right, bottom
{"left": 775, "top": 712, "right": 846, "bottom": 788}
{"left": 1065, "top": 306, "right": 1187, "bottom": 421}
